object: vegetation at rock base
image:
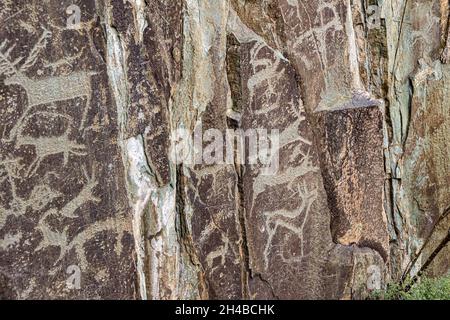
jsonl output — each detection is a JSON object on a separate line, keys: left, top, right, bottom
{"left": 370, "top": 274, "right": 450, "bottom": 300}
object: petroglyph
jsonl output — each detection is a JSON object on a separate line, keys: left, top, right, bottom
{"left": 37, "top": 213, "right": 130, "bottom": 270}
{"left": 0, "top": 2, "right": 136, "bottom": 299}
{"left": 5, "top": 71, "right": 95, "bottom": 111}
{"left": 36, "top": 209, "right": 69, "bottom": 262}
{"left": 0, "top": 30, "right": 95, "bottom": 136}
{"left": 277, "top": 0, "right": 370, "bottom": 113}
{"left": 16, "top": 128, "right": 87, "bottom": 177}
{"left": 206, "top": 233, "right": 231, "bottom": 273}
{"left": 2, "top": 0, "right": 448, "bottom": 300}
{"left": 60, "top": 166, "right": 100, "bottom": 218}
{"left": 29, "top": 165, "right": 103, "bottom": 267}
{"left": 0, "top": 171, "right": 61, "bottom": 230}
{"left": 263, "top": 183, "right": 318, "bottom": 269}
{"left": 252, "top": 153, "right": 317, "bottom": 203}
{"left": 409, "top": 3, "right": 440, "bottom": 49}
{"left": 288, "top": 1, "right": 343, "bottom": 75}
{"left": 244, "top": 39, "right": 319, "bottom": 222}
{"left": 43, "top": 52, "right": 83, "bottom": 74}
{"left": 247, "top": 42, "right": 287, "bottom": 115}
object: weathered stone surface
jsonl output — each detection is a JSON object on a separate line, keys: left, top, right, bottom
{"left": 228, "top": 10, "right": 386, "bottom": 299}
{"left": 238, "top": 34, "right": 335, "bottom": 299}
{"left": 104, "top": 0, "right": 193, "bottom": 300}
{"left": 0, "top": 0, "right": 449, "bottom": 300}
{"left": 381, "top": 0, "right": 450, "bottom": 281}
{"left": 316, "top": 105, "right": 389, "bottom": 260}
{"left": 178, "top": 1, "right": 244, "bottom": 299}
{"left": 0, "top": 1, "right": 136, "bottom": 299}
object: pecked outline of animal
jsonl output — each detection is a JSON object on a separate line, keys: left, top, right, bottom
{"left": 262, "top": 182, "right": 318, "bottom": 269}
{"left": 0, "top": 29, "right": 96, "bottom": 135}
{"left": 61, "top": 165, "right": 101, "bottom": 218}
{"left": 13, "top": 112, "right": 87, "bottom": 177}
{"left": 16, "top": 131, "right": 87, "bottom": 177}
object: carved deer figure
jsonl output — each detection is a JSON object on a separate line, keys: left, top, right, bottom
{"left": 61, "top": 165, "right": 100, "bottom": 218}
{"left": 4, "top": 110, "right": 86, "bottom": 177}
{"left": 262, "top": 182, "right": 318, "bottom": 269}
{"left": 16, "top": 129, "right": 87, "bottom": 177}
{"left": 0, "top": 29, "right": 95, "bottom": 135}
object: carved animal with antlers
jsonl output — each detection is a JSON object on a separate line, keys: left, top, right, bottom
{"left": 0, "top": 29, "right": 95, "bottom": 135}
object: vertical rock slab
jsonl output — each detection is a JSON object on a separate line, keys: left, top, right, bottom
{"left": 104, "top": 0, "right": 200, "bottom": 300}
{"left": 278, "top": 0, "right": 366, "bottom": 112}
{"left": 384, "top": 0, "right": 450, "bottom": 278}
{"left": 228, "top": 10, "right": 386, "bottom": 299}
{"left": 239, "top": 38, "right": 332, "bottom": 298}
{"left": 350, "top": 1, "right": 389, "bottom": 100}
{"left": 401, "top": 59, "right": 450, "bottom": 278}
{"left": 315, "top": 105, "right": 389, "bottom": 261}
{"left": 0, "top": 1, "right": 136, "bottom": 298}
{"left": 169, "top": 0, "right": 245, "bottom": 299}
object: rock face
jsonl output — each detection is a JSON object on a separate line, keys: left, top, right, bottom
{"left": 316, "top": 105, "right": 389, "bottom": 260}
{"left": 0, "top": 1, "right": 136, "bottom": 299}
{"left": 0, "top": 0, "right": 448, "bottom": 299}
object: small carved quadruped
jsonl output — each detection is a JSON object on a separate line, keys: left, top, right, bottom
{"left": 16, "top": 129, "right": 87, "bottom": 177}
